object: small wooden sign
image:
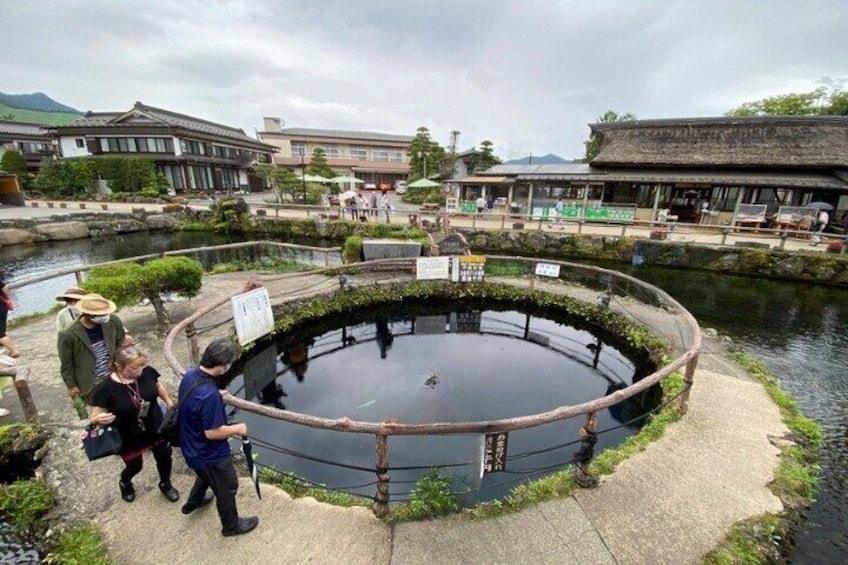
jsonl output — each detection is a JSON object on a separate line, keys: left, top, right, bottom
{"left": 535, "top": 263, "right": 561, "bottom": 278}
{"left": 481, "top": 431, "right": 508, "bottom": 475}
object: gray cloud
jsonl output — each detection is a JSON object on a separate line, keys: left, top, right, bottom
{"left": 2, "top": 0, "right": 847, "bottom": 159}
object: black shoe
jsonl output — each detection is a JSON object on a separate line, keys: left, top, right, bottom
{"left": 159, "top": 482, "right": 180, "bottom": 503}
{"left": 222, "top": 516, "right": 259, "bottom": 537}
{"left": 181, "top": 492, "right": 214, "bottom": 515}
{"left": 119, "top": 480, "right": 135, "bottom": 503}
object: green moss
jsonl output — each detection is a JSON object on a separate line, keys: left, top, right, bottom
{"left": 261, "top": 468, "right": 364, "bottom": 507}
{"left": 342, "top": 235, "right": 363, "bottom": 263}
{"left": 0, "top": 478, "right": 54, "bottom": 530}
{"left": 208, "top": 259, "right": 314, "bottom": 275}
{"left": 44, "top": 525, "right": 116, "bottom": 565}
{"left": 390, "top": 469, "right": 461, "bottom": 521}
{"left": 703, "top": 353, "right": 822, "bottom": 564}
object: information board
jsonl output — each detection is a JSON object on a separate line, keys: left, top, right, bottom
{"left": 231, "top": 287, "right": 275, "bottom": 346}
{"left": 535, "top": 263, "right": 561, "bottom": 278}
{"left": 451, "top": 255, "right": 486, "bottom": 283}
{"left": 416, "top": 256, "right": 451, "bottom": 281}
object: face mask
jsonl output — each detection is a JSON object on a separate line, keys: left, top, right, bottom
{"left": 90, "top": 315, "right": 110, "bottom": 324}
{"left": 69, "top": 307, "right": 81, "bottom": 318}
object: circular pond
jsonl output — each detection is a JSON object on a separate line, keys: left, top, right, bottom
{"left": 225, "top": 298, "right": 662, "bottom": 504}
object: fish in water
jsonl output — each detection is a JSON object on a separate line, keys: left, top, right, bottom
{"left": 424, "top": 371, "right": 440, "bottom": 389}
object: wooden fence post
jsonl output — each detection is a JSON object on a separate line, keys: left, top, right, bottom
{"left": 678, "top": 356, "right": 698, "bottom": 414}
{"left": 14, "top": 367, "right": 40, "bottom": 423}
{"left": 185, "top": 322, "right": 200, "bottom": 365}
{"left": 373, "top": 433, "right": 390, "bottom": 517}
{"left": 575, "top": 411, "right": 599, "bottom": 488}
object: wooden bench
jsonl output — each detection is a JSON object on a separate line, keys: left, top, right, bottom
{"left": 419, "top": 203, "right": 440, "bottom": 212}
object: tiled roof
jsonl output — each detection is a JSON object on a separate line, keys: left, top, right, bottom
{"left": 485, "top": 163, "right": 593, "bottom": 175}
{"left": 58, "top": 102, "right": 272, "bottom": 147}
{"left": 266, "top": 127, "right": 413, "bottom": 143}
{"left": 0, "top": 121, "right": 51, "bottom": 137}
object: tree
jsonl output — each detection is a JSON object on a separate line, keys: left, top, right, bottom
{"left": 584, "top": 110, "right": 636, "bottom": 161}
{"left": 0, "top": 149, "right": 28, "bottom": 189}
{"left": 83, "top": 256, "right": 203, "bottom": 334}
{"left": 475, "top": 140, "right": 502, "bottom": 171}
{"left": 407, "top": 126, "right": 446, "bottom": 181}
{"left": 306, "top": 147, "right": 336, "bottom": 179}
{"left": 726, "top": 85, "right": 848, "bottom": 117}
{"left": 255, "top": 163, "right": 301, "bottom": 203}
{"left": 443, "top": 130, "right": 461, "bottom": 179}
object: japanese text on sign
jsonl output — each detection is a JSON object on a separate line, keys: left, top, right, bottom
{"left": 482, "top": 432, "right": 508, "bottom": 474}
{"left": 231, "top": 287, "right": 275, "bottom": 346}
{"left": 416, "top": 257, "right": 451, "bottom": 281}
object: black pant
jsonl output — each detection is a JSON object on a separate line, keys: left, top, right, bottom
{"left": 121, "top": 441, "right": 173, "bottom": 485}
{"left": 186, "top": 459, "right": 240, "bottom": 531}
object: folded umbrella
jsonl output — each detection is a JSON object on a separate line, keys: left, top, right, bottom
{"left": 241, "top": 437, "right": 261, "bottom": 499}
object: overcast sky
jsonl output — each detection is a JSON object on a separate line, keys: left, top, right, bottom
{"left": 4, "top": 0, "right": 847, "bottom": 159}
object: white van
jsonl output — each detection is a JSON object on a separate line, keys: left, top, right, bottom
{"left": 395, "top": 180, "right": 408, "bottom": 194}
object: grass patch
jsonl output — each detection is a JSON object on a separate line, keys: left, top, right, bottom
{"left": 261, "top": 468, "right": 365, "bottom": 507}
{"left": 207, "top": 258, "right": 315, "bottom": 275}
{"left": 702, "top": 353, "right": 822, "bottom": 564}
{"left": 0, "top": 478, "right": 54, "bottom": 531}
{"left": 484, "top": 258, "right": 532, "bottom": 277}
{"left": 8, "top": 304, "right": 62, "bottom": 328}
{"left": 390, "top": 469, "right": 461, "bottom": 521}
{"left": 44, "top": 525, "right": 116, "bottom": 565}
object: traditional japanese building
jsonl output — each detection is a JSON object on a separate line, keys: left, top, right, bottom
{"left": 457, "top": 116, "right": 848, "bottom": 225}
{"left": 0, "top": 120, "right": 60, "bottom": 173}
{"left": 53, "top": 102, "right": 277, "bottom": 193}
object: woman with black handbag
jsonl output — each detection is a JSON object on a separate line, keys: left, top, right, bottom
{"left": 89, "top": 345, "right": 179, "bottom": 503}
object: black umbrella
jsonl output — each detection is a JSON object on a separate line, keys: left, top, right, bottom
{"left": 241, "top": 437, "right": 261, "bottom": 499}
{"left": 806, "top": 201, "right": 834, "bottom": 211}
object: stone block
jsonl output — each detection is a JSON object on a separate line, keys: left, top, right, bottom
{"left": 31, "top": 221, "right": 89, "bottom": 241}
{"left": 0, "top": 228, "right": 35, "bottom": 246}
{"left": 362, "top": 239, "right": 422, "bottom": 261}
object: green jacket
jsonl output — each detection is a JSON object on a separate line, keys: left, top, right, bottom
{"left": 58, "top": 315, "right": 126, "bottom": 397}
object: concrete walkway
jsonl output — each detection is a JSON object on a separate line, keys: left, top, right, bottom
{"left": 0, "top": 262, "right": 790, "bottom": 564}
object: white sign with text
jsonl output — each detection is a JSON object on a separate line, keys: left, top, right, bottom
{"left": 231, "top": 287, "right": 275, "bottom": 346}
{"left": 416, "top": 256, "right": 451, "bottom": 281}
{"left": 535, "top": 263, "right": 561, "bottom": 278}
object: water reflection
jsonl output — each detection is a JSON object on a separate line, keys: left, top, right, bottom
{"left": 227, "top": 308, "right": 659, "bottom": 504}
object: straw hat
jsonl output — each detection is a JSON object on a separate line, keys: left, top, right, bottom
{"left": 55, "top": 287, "right": 88, "bottom": 302}
{"left": 76, "top": 293, "right": 117, "bottom": 316}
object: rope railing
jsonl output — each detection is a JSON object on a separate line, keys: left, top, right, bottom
{"left": 162, "top": 252, "right": 701, "bottom": 515}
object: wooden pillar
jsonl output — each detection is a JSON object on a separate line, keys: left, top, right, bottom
{"left": 678, "top": 356, "right": 698, "bottom": 414}
{"left": 575, "top": 411, "right": 599, "bottom": 488}
{"left": 14, "top": 367, "right": 39, "bottom": 423}
{"left": 185, "top": 322, "right": 200, "bottom": 365}
{"left": 373, "top": 433, "right": 390, "bottom": 517}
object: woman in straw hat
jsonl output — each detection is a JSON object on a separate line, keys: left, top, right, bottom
{"left": 58, "top": 293, "right": 127, "bottom": 403}
{"left": 55, "top": 287, "right": 88, "bottom": 333}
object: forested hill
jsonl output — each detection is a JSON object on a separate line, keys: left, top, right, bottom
{"left": 0, "top": 91, "right": 82, "bottom": 125}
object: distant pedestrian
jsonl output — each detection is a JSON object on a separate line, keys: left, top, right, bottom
{"left": 475, "top": 195, "right": 486, "bottom": 214}
{"left": 370, "top": 191, "right": 378, "bottom": 218}
{"left": 379, "top": 191, "right": 390, "bottom": 222}
{"left": 55, "top": 287, "right": 87, "bottom": 333}
{"left": 811, "top": 209, "right": 830, "bottom": 245}
{"left": 178, "top": 338, "right": 259, "bottom": 537}
{"left": 0, "top": 277, "right": 19, "bottom": 359}
{"left": 486, "top": 193, "right": 495, "bottom": 214}
{"left": 553, "top": 195, "right": 564, "bottom": 229}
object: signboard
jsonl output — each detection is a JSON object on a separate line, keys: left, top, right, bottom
{"left": 231, "top": 287, "right": 275, "bottom": 346}
{"left": 450, "top": 311, "right": 482, "bottom": 334}
{"left": 415, "top": 315, "right": 447, "bottom": 335}
{"left": 480, "top": 432, "right": 509, "bottom": 475}
{"left": 533, "top": 205, "right": 636, "bottom": 222}
{"left": 451, "top": 255, "right": 486, "bottom": 283}
{"left": 416, "top": 256, "right": 451, "bottom": 280}
{"left": 535, "top": 263, "right": 561, "bottom": 278}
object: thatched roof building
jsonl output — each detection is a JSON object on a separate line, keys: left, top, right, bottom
{"left": 589, "top": 116, "right": 848, "bottom": 170}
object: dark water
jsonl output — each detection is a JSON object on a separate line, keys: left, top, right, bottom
{"left": 227, "top": 307, "right": 658, "bottom": 504}
{"left": 0, "top": 233, "right": 845, "bottom": 560}
{"left": 625, "top": 266, "right": 848, "bottom": 565}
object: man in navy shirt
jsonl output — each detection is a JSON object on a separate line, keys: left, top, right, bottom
{"left": 178, "top": 338, "right": 258, "bottom": 537}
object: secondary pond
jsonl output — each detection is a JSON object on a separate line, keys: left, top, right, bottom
{"left": 225, "top": 302, "right": 661, "bottom": 505}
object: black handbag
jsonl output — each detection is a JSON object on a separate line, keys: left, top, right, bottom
{"left": 82, "top": 424, "right": 123, "bottom": 461}
{"left": 157, "top": 376, "right": 210, "bottom": 448}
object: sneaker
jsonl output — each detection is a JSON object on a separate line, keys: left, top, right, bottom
{"left": 159, "top": 482, "right": 180, "bottom": 503}
{"left": 221, "top": 516, "right": 259, "bottom": 537}
{"left": 119, "top": 480, "right": 135, "bottom": 503}
{"left": 181, "top": 492, "right": 214, "bottom": 515}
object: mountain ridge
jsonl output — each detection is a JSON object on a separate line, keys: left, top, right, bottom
{"left": 0, "top": 91, "right": 81, "bottom": 114}
{"left": 503, "top": 153, "right": 570, "bottom": 165}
